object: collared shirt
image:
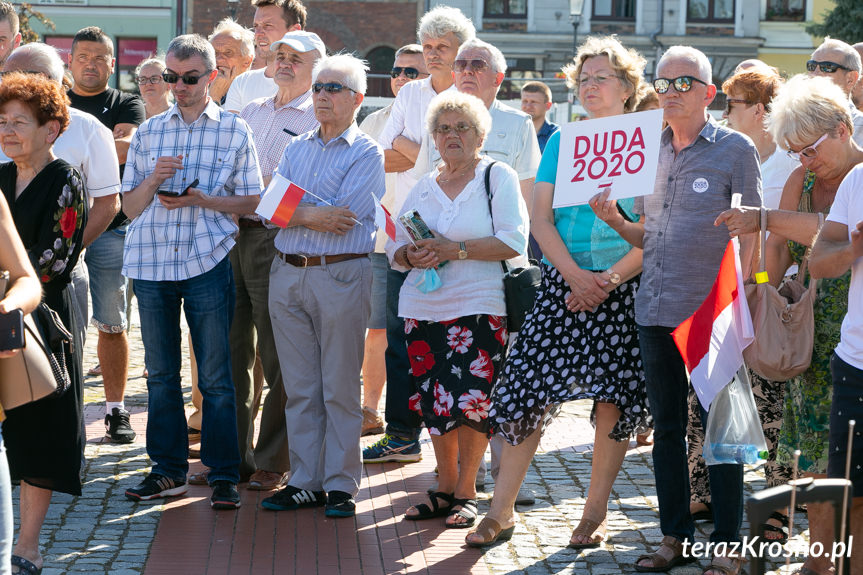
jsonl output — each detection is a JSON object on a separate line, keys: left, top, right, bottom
{"left": 634, "top": 116, "right": 762, "bottom": 328}
{"left": 849, "top": 102, "right": 863, "bottom": 147}
{"left": 359, "top": 104, "right": 397, "bottom": 253}
{"left": 272, "top": 123, "right": 385, "bottom": 256}
{"left": 536, "top": 119, "right": 560, "bottom": 153}
{"left": 225, "top": 68, "right": 278, "bottom": 113}
{"left": 241, "top": 91, "right": 318, "bottom": 179}
{"left": 121, "top": 100, "right": 263, "bottom": 281}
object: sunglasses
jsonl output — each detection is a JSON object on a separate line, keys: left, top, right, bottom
{"left": 653, "top": 75, "right": 708, "bottom": 94}
{"left": 390, "top": 67, "right": 421, "bottom": 79}
{"left": 786, "top": 133, "right": 829, "bottom": 162}
{"left": 433, "top": 123, "right": 475, "bottom": 135}
{"left": 162, "top": 71, "right": 212, "bottom": 85}
{"left": 136, "top": 75, "right": 164, "bottom": 85}
{"left": 806, "top": 60, "right": 850, "bottom": 74}
{"left": 453, "top": 59, "right": 490, "bottom": 73}
{"left": 724, "top": 98, "right": 753, "bottom": 114}
{"left": 312, "top": 82, "right": 355, "bottom": 94}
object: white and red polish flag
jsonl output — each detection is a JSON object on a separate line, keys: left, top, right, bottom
{"left": 371, "top": 192, "right": 397, "bottom": 241}
{"left": 255, "top": 173, "right": 306, "bottom": 228}
{"left": 672, "top": 238, "right": 754, "bottom": 410}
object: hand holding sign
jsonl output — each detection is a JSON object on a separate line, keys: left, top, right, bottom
{"left": 554, "top": 109, "right": 663, "bottom": 208}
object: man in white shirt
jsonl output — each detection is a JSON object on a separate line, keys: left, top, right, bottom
{"left": 808, "top": 38, "right": 863, "bottom": 146}
{"left": 224, "top": 0, "right": 305, "bottom": 113}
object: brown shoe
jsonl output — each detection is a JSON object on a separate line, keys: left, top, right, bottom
{"left": 188, "top": 469, "right": 210, "bottom": 485}
{"left": 247, "top": 470, "right": 288, "bottom": 491}
{"left": 361, "top": 407, "right": 384, "bottom": 436}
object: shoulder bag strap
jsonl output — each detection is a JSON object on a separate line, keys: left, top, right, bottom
{"left": 482, "top": 160, "right": 508, "bottom": 274}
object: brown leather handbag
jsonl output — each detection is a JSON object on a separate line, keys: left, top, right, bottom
{"left": 743, "top": 208, "right": 820, "bottom": 381}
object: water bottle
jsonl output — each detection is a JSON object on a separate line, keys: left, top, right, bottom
{"left": 708, "top": 443, "right": 768, "bottom": 465}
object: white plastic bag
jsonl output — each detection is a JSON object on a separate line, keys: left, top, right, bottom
{"left": 702, "top": 367, "right": 768, "bottom": 466}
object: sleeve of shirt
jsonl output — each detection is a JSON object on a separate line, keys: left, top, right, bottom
{"left": 118, "top": 94, "right": 146, "bottom": 127}
{"left": 225, "top": 120, "right": 264, "bottom": 197}
{"left": 83, "top": 121, "right": 121, "bottom": 198}
{"left": 378, "top": 87, "right": 409, "bottom": 149}
{"left": 338, "top": 140, "right": 385, "bottom": 220}
{"left": 489, "top": 162, "right": 529, "bottom": 255}
{"left": 514, "top": 116, "right": 542, "bottom": 180}
{"left": 732, "top": 141, "right": 763, "bottom": 208}
{"left": 827, "top": 170, "right": 854, "bottom": 226}
{"left": 121, "top": 129, "right": 147, "bottom": 193}
{"left": 224, "top": 73, "right": 248, "bottom": 113}
{"left": 535, "top": 130, "right": 560, "bottom": 184}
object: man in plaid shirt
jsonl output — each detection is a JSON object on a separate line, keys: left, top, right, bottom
{"left": 121, "top": 34, "right": 263, "bottom": 510}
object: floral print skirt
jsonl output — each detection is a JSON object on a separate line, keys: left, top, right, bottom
{"left": 404, "top": 314, "right": 508, "bottom": 436}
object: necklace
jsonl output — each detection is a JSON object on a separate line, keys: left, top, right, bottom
{"left": 437, "top": 157, "right": 479, "bottom": 184}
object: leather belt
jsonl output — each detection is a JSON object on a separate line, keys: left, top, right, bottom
{"left": 278, "top": 252, "right": 368, "bottom": 267}
{"left": 238, "top": 219, "right": 266, "bottom": 229}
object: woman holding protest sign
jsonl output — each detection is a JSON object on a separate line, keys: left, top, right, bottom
{"left": 466, "top": 35, "right": 651, "bottom": 548}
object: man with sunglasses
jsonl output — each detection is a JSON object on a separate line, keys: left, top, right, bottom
{"left": 358, "top": 43, "right": 427, "bottom": 438}
{"left": 122, "top": 34, "right": 263, "bottom": 510}
{"left": 593, "top": 46, "right": 761, "bottom": 575}
{"left": 808, "top": 38, "right": 863, "bottom": 146}
{"left": 67, "top": 26, "right": 146, "bottom": 446}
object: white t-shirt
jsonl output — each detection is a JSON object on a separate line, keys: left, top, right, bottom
{"left": 224, "top": 68, "right": 278, "bottom": 113}
{"left": 360, "top": 105, "right": 397, "bottom": 253}
{"left": 387, "top": 157, "right": 529, "bottom": 321}
{"left": 0, "top": 107, "right": 120, "bottom": 202}
{"left": 851, "top": 104, "right": 863, "bottom": 148}
{"left": 760, "top": 148, "right": 798, "bottom": 210}
{"left": 825, "top": 164, "right": 863, "bottom": 370}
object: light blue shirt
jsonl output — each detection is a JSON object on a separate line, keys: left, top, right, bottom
{"left": 273, "top": 123, "right": 385, "bottom": 256}
{"left": 535, "top": 130, "right": 637, "bottom": 271}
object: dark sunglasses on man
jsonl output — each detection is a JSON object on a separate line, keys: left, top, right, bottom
{"left": 161, "top": 70, "right": 212, "bottom": 85}
{"left": 312, "top": 82, "right": 355, "bottom": 94}
{"left": 806, "top": 60, "right": 851, "bottom": 74}
{"left": 653, "top": 75, "right": 708, "bottom": 94}
{"left": 390, "top": 67, "right": 421, "bottom": 79}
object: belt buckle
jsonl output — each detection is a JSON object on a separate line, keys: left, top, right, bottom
{"left": 298, "top": 254, "right": 309, "bottom": 267}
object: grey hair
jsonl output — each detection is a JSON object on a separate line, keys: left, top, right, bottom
{"left": 312, "top": 53, "right": 369, "bottom": 95}
{"left": 5, "top": 43, "right": 65, "bottom": 83}
{"left": 658, "top": 45, "right": 712, "bottom": 84}
{"left": 456, "top": 38, "right": 507, "bottom": 75}
{"left": 134, "top": 56, "right": 166, "bottom": 77}
{"left": 814, "top": 37, "right": 862, "bottom": 73}
{"left": 208, "top": 18, "right": 255, "bottom": 59}
{"left": 425, "top": 91, "right": 492, "bottom": 144}
{"left": 395, "top": 44, "right": 423, "bottom": 59}
{"left": 767, "top": 74, "right": 853, "bottom": 150}
{"left": 166, "top": 34, "right": 217, "bottom": 72}
{"left": 417, "top": 6, "right": 476, "bottom": 45}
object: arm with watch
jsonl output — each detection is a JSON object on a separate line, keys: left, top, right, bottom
{"left": 563, "top": 247, "right": 643, "bottom": 312}
{"left": 395, "top": 236, "right": 518, "bottom": 270}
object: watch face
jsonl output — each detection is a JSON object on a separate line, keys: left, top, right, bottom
{"left": 609, "top": 272, "right": 621, "bottom": 284}
{"left": 458, "top": 250, "right": 468, "bottom": 260}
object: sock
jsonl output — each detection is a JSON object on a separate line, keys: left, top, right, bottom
{"left": 106, "top": 401, "right": 125, "bottom": 415}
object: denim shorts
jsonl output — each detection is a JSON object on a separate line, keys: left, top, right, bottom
{"left": 368, "top": 252, "right": 387, "bottom": 330}
{"left": 828, "top": 353, "right": 863, "bottom": 496}
{"left": 84, "top": 227, "right": 128, "bottom": 333}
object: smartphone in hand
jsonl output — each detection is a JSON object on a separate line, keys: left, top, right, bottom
{"left": 0, "top": 308, "right": 25, "bottom": 351}
{"left": 158, "top": 178, "right": 199, "bottom": 197}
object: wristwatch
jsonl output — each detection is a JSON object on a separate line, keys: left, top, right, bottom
{"left": 606, "top": 268, "right": 621, "bottom": 285}
{"left": 457, "top": 241, "right": 468, "bottom": 260}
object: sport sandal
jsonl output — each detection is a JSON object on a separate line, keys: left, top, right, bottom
{"left": 635, "top": 535, "right": 694, "bottom": 572}
{"left": 446, "top": 497, "right": 478, "bottom": 529}
{"left": 405, "top": 491, "right": 453, "bottom": 520}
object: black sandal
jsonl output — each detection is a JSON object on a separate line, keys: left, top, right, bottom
{"left": 691, "top": 502, "right": 713, "bottom": 522}
{"left": 446, "top": 497, "right": 478, "bottom": 529}
{"left": 762, "top": 511, "right": 789, "bottom": 544}
{"left": 11, "top": 555, "right": 42, "bottom": 574}
{"left": 405, "top": 491, "right": 453, "bottom": 520}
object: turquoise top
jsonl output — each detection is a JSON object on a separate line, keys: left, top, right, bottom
{"left": 535, "top": 130, "right": 638, "bottom": 271}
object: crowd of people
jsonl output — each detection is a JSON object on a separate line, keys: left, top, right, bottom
{"left": 0, "top": 0, "right": 859, "bottom": 574}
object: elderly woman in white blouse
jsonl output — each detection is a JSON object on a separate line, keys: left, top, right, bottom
{"left": 388, "top": 91, "right": 528, "bottom": 529}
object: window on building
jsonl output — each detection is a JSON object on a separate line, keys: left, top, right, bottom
{"left": 365, "top": 45, "right": 396, "bottom": 98}
{"left": 117, "top": 38, "right": 158, "bottom": 92}
{"left": 765, "top": 0, "right": 805, "bottom": 21}
{"left": 688, "top": 0, "right": 734, "bottom": 22}
{"left": 592, "top": 0, "right": 636, "bottom": 20}
{"left": 484, "top": 0, "right": 527, "bottom": 19}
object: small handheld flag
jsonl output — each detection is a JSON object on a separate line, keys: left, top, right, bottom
{"left": 256, "top": 173, "right": 306, "bottom": 228}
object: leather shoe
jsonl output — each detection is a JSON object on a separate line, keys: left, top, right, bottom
{"left": 247, "top": 470, "right": 288, "bottom": 491}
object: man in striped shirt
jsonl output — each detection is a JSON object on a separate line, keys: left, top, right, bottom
{"left": 261, "top": 54, "right": 385, "bottom": 518}
{"left": 121, "top": 35, "right": 263, "bottom": 511}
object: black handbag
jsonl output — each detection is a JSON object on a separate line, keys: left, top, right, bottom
{"left": 482, "top": 162, "right": 540, "bottom": 333}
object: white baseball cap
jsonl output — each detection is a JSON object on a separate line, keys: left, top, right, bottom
{"left": 270, "top": 31, "right": 326, "bottom": 58}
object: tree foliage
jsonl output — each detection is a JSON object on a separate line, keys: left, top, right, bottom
{"left": 17, "top": 2, "right": 55, "bottom": 44}
{"left": 806, "top": 0, "right": 863, "bottom": 43}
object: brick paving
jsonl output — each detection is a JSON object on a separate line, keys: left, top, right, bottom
{"left": 10, "top": 306, "right": 817, "bottom": 574}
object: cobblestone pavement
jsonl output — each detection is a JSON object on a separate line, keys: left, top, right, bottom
{"left": 13, "top": 306, "right": 819, "bottom": 574}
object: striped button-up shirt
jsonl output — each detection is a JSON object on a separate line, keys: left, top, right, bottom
{"left": 121, "top": 100, "right": 263, "bottom": 281}
{"left": 273, "top": 123, "right": 385, "bottom": 256}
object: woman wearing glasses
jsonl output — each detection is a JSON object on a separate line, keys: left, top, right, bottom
{"left": 392, "top": 91, "right": 528, "bottom": 529}
{"left": 717, "top": 74, "right": 863, "bottom": 575}
{"left": 135, "top": 57, "right": 172, "bottom": 118}
{"left": 466, "top": 35, "right": 651, "bottom": 548}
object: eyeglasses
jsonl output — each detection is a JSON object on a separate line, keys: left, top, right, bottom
{"left": 390, "top": 67, "right": 421, "bottom": 79}
{"left": 653, "top": 75, "right": 708, "bottom": 94}
{"left": 136, "top": 75, "right": 164, "bottom": 85}
{"left": 453, "top": 59, "right": 490, "bottom": 73}
{"left": 162, "top": 71, "right": 212, "bottom": 85}
{"left": 806, "top": 60, "right": 850, "bottom": 74}
{"left": 576, "top": 74, "right": 621, "bottom": 87}
{"left": 433, "top": 123, "right": 475, "bottom": 135}
{"left": 312, "top": 82, "right": 355, "bottom": 94}
{"left": 786, "top": 133, "right": 829, "bottom": 162}
{"left": 724, "top": 98, "right": 753, "bottom": 114}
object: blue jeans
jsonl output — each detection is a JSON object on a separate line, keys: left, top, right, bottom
{"left": 384, "top": 267, "right": 421, "bottom": 440}
{"left": 637, "top": 324, "right": 743, "bottom": 544}
{"left": 134, "top": 257, "right": 240, "bottom": 483}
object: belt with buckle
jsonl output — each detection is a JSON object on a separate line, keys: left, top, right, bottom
{"left": 278, "top": 252, "right": 368, "bottom": 267}
{"left": 238, "top": 219, "right": 266, "bottom": 229}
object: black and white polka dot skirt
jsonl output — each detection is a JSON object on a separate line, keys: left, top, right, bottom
{"left": 491, "top": 262, "right": 651, "bottom": 445}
